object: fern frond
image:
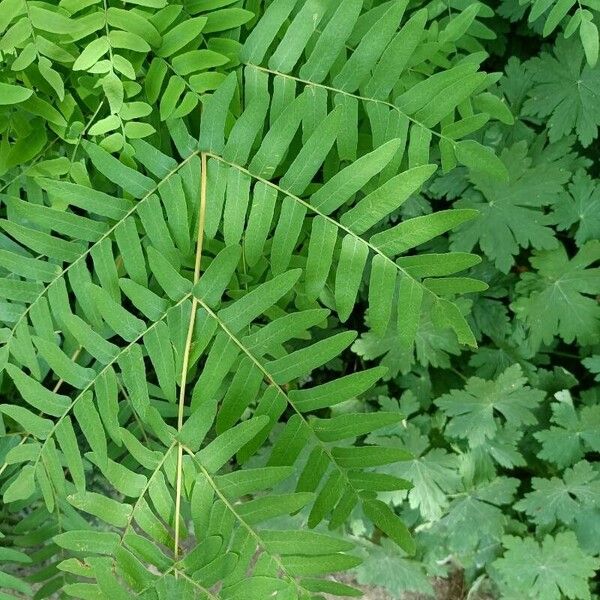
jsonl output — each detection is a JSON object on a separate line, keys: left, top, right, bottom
{"left": 0, "top": 1, "right": 502, "bottom": 597}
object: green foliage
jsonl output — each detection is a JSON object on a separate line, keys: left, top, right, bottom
{"left": 436, "top": 365, "right": 544, "bottom": 445}
{"left": 1, "top": 0, "right": 600, "bottom": 599}
{"left": 493, "top": 532, "right": 600, "bottom": 600}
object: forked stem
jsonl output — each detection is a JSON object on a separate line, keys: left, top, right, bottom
{"left": 174, "top": 152, "right": 207, "bottom": 561}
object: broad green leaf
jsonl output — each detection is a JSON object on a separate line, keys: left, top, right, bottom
{"left": 348, "top": 472, "right": 412, "bottom": 492}
{"left": 216, "top": 357, "right": 263, "bottom": 432}
{"left": 370, "top": 209, "right": 479, "bottom": 256}
{"left": 7, "top": 196, "right": 108, "bottom": 243}
{"left": 332, "top": 445, "right": 412, "bottom": 468}
{"left": 157, "top": 17, "right": 207, "bottom": 57}
{"left": 268, "top": 0, "right": 331, "bottom": 73}
{"left": 194, "top": 245, "right": 241, "bottom": 307}
{"left": 147, "top": 246, "right": 192, "bottom": 301}
{"left": 54, "top": 531, "right": 120, "bottom": 555}
{"left": 454, "top": 139, "right": 509, "bottom": 182}
{"left": 143, "top": 322, "right": 176, "bottom": 403}
{"left": 433, "top": 297, "right": 477, "bottom": 347}
{"left": 0, "top": 249, "right": 59, "bottom": 282}
{"left": 90, "top": 283, "right": 146, "bottom": 342}
{"left": 73, "top": 392, "right": 108, "bottom": 469}
{"left": 118, "top": 345, "right": 151, "bottom": 418}
{"left": 341, "top": 164, "right": 436, "bottom": 234}
{"left": 313, "top": 412, "right": 403, "bottom": 442}
{"left": 282, "top": 553, "right": 361, "bottom": 576}
{"left": 423, "top": 276, "right": 488, "bottom": 296}
{"left": 6, "top": 364, "right": 72, "bottom": 416}
{"left": 302, "top": 578, "right": 362, "bottom": 597}
{"left": 335, "top": 235, "right": 369, "bottom": 322}
{"left": 311, "top": 138, "right": 403, "bottom": 214}
{"left": 396, "top": 63, "right": 479, "bottom": 115}
{"left": 203, "top": 7, "right": 253, "bottom": 33}
{"left": 543, "top": 0, "right": 575, "bottom": 36}
{"left": 396, "top": 252, "right": 481, "bottom": 277}
{"left": 95, "top": 369, "right": 122, "bottom": 446}
{"left": 0, "top": 219, "right": 85, "bottom": 262}
{"left": 73, "top": 37, "right": 110, "bottom": 71}
{"left": 3, "top": 464, "right": 36, "bottom": 503}
{"left": 84, "top": 141, "right": 155, "bottom": 198}
{"left": 248, "top": 91, "right": 305, "bottom": 179}
{"left": 262, "top": 530, "right": 354, "bottom": 555}
{"left": 271, "top": 197, "right": 306, "bottom": 274}
{"left": 216, "top": 466, "right": 293, "bottom": 498}
{"left": 363, "top": 498, "right": 416, "bottom": 555}
{"left": 242, "top": 308, "right": 329, "bottom": 355}
{"left": 0, "top": 405, "right": 52, "bottom": 439}
{"left": 237, "top": 492, "right": 313, "bottom": 524}
{"left": 299, "top": 0, "right": 363, "bottom": 83}
{"left": 241, "top": 0, "right": 297, "bottom": 64}
{"left": 38, "top": 178, "right": 132, "bottom": 220}
{"left": 439, "top": 3, "right": 481, "bottom": 43}
{"left": 333, "top": 0, "right": 408, "bottom": 92}
{"left": 267, "top": 331, "right": 357, "bottom": 384}
{"left": 55, "top": 417, "right": 86, "bottom": 493}
{"left": 397, "top": 274, "right": 423, "bottom": 351}
{"left": 33, "top": 337, "right": 95, "bottom": 388}
{"left": 244, "top": 182, "right": 277, "bottom": 267}
{"left": 217, "top": 269, "right": 301, "bottom": 333}
{"left": 290, "top": 366, "right": 387, "bottom": 412}
{"left": 581, "top": 18, "right": 599, "bottom": 66}
{"left": 196, "top": 416, "right": 270, "bottom": 472}
{"left": 0, "top": 82, "right": 32, "bottom": 105}
{"left": 223, "top": 168, "right": 251, "bottom": 246}
{"left": 223, "top": 87, "right": 270, "bottom": 165}
{"left": 365, "top": 8, "right": 427, "bottom": 99}
{"left": 368, "top": 255, "right": 396, "bottom": 335}
{"left": 198, "top": 72, "right": 237, "bottom": 153}
{"left": 280, "top": 106, "right": 342, "bottom": 195}
{"left": 305, "top": 216, "right": 338, "bottom": 300}
{"left": 68, "top": 492, "right": 132, "bottom": 528}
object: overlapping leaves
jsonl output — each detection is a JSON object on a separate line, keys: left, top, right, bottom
{"left": 0, "top": 0, "right": 506, "bottom": 597}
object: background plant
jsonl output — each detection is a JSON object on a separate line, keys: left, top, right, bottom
{"left": 0, "top": 1, "right": 599, "bottom": 600}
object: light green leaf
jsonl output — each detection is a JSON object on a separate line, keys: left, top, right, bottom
{"left": 371, "top": 209, "right": 479, "bottom": 256}
{"left": 68, "top": 492, "right": 132, "bottom": 528}
{"left": 54, "top": 531, "right": 120, "bottom": 555}
{"left": 267, "top": 331, "right": 357, "bottom": 384}
{"left": 217, "top": 269, "right": 301, "bottom": 333}
{"left": 157, "top": 17, "right": 207, "bottom": 57}
{"left": 454, "top": 139, "right": 509, "bottom": 182}
{"left": 335, "top": 235, "right": 369, "bottom": 323}
{"left": 197, "top": 416, "right": 270, "bottom": 472}
{"left": 0, "top": 82, "right": 33, "bottom": 105}
{"left": 363, "top": 498, "right": 416, "bottom": 555}
{"left": 341, "top": 164, "right": 436, "bottom": 234}
{"left": 313, "top": 412, "right": 403, "bottom": 442}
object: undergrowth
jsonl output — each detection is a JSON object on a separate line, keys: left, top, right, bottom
{"left": 0, "top": 0, "right": 599, "bottom": 599}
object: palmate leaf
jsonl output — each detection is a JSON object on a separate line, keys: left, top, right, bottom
{"left": 535, "top": 394, "right": 600, "bottom": 467}
{"left": 493, "top": 532, "right": 600, "bottom": 600}
{"left": 512, "top": 240, "right": 600, "bottom": 348}
{"left": 435, "top": 364, "right": 545, "bottom": 446}
{"left": 523, "top": 36, "right": 600, "bottom": 147}
{"left": 445, "top": 478, "right": 518, "bottom": 553}
{"left": 552, "top": 169, "right": 600, "bottom": 247}
{"left": 514, "top": 460, "right": 600, "bottom": 527}
{"left": 448, "top": 139, "right": 571, "bottom": 272}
